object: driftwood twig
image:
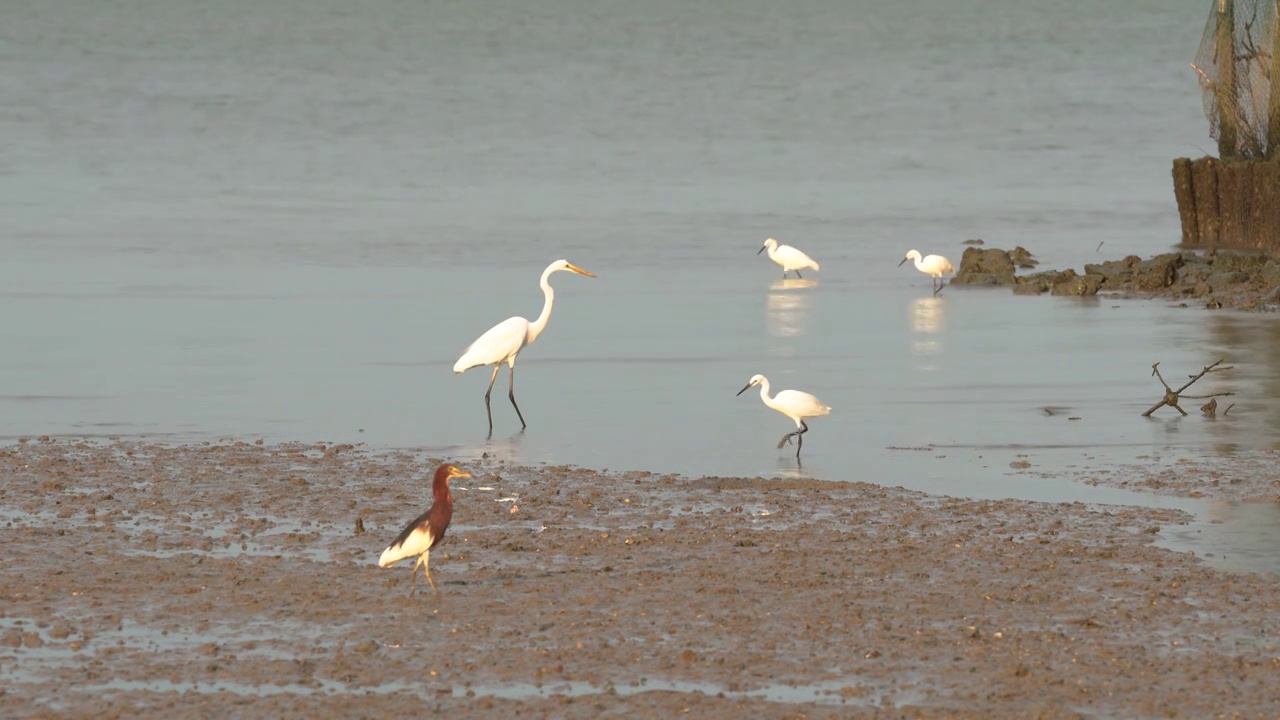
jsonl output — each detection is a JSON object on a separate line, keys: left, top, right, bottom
{"left": 1142, "top": 359, "right": 1234, "bottom": 417}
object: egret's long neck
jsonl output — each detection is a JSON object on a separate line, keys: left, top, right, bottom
{"left": 757, "top": 379, "right": 774, "bottom": 407}
{"left": 913, "top": 255, "right": 926, "bottom": 272}
{"left": 527, "top": 268, "right": 556, "bottom": 344}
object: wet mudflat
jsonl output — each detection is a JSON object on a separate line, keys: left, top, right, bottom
{"left": 3, "top": 439, "right": 1279, "bottom": 719}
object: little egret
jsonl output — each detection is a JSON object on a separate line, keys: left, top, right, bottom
{"left": 453, "top": 259, "right": 596, "bottom": 436}
{"left": 736, "top": 374, "right": 832, "bottom": 459}
{"left": 758, "top": 238, "right": 820, "bottom": 279}
{"left": 899, "top": 249, "right": 955, "bottom": 295}
{"left": 379, "top": 464, "right": 471, "bottom": 596}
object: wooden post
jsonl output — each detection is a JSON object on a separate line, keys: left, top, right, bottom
{"left": 1218, "top": 160, "right": 1244, "bottom": 245}
{"left": 1268, "top": 0, "right": 1280, "bottom": 158}
{"left": 1244, "top": 161, "right": 1265, "bottom": 249}
{"left": 1216, "top": 0, "right": 1238, "bottom": 158}
{"left": 1172, "top": 158, "right": 1199, "bottom": 244}
{"left": 1191, "top": 157, "right": 1221, "bottom": 244}
{"left": 1256, "top": 162, "right": 1280, "bottom": 252}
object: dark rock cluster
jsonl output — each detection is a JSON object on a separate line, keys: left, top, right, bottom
{"left": 953, "top": 246, "right": 1280, "bottom": 311}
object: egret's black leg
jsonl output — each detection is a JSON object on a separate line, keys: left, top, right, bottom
{"left": 795, "top": 420, "right": 809, "bottom": 459}
{"left": 796, "top": 270, "right": 803, "bottom": 279}
{"left": 483, "top": 365, "right": 501, "bottom": 437}
{"left": 508, "top": 365, "right": 527, "bottom": 430}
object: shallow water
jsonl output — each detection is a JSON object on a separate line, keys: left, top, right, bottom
{"left": 4, "top": 0, "right": 1280, "bottom": 574}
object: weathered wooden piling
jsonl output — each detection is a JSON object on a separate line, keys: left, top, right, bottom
{"left": 1172, "top": 156, "right": 1280, "bottom": 254}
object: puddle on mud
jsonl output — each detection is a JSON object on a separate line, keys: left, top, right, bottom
{"left": 0, "top": 506, "right": 339, "bottom": 562}
{"left": 5, "top": 603, "right": 913, "bottom": 709}
{"left": 22, "top": 675, "right": 914, "bottom": 709}
{"left": 1159, "top": 501, "right": 1280, "bottom": 579}
{"left": 0, "top": 616, "right": 319, "bottom": 690}
{"left": 461, "top": 677, "right": 917, "bottom": 707}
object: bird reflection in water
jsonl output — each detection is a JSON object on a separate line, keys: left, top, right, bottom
{"left": 909, "top": 296, "right": 946, "bottom": 359}
{"left": 766, "top": 278, "right": 818, "bottom": 338}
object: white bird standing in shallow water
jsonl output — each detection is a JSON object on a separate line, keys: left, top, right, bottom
{"left": 736, "top": 374, "right": 832, "bottom": 460}
{"left": 453, "top": 259, "right": 596, "bottom": 436}
{"left": 899, "top": 249, "right": 955, "bottom": 295}
{"left": 758, "top": 238, "right": 820, "bottom": 279}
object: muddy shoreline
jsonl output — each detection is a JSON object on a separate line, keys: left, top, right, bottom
{"left": 3, "top": 439, "right": 1280, "bottom": 718}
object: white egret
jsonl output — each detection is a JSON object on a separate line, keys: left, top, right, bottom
{"left": 758, "top": 238, "right": 820, "bottom": 279}
{"left": 899, "top": 249, "right": 955, "bottom": 295}
{"left": 736, "top": 374, "right": 832, "bottom": 459}
{"left": 453, "top": 259, "right": 596, "bottom": 436}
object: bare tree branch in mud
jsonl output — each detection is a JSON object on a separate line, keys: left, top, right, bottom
{"left": 1142, "top": 359, "right": 1235, "bottom": 417}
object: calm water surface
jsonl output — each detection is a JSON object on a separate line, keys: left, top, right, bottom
{"left": 3, "top": 0, "right": 1280, "bottom": 574}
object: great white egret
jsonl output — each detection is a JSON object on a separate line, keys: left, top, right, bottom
{"left": 453, "top": 259, "right": 596, "bottom": 435}
{"left": 758, "top": 238, "right": 820, "bottom": 279}
{"left": 378, "top": 464, "right": 471, "bottom": 596}
{"left": 899, "top": 249, "right": 955, "bottom": 295}
{"left": 736, "top": 374, "right": 832, "bottom": 459}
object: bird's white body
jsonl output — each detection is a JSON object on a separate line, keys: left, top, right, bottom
{"left": 453, "top": 316, "right": 535, "bottom": 373}
{"left": 901, "top": 249, "right": 954, "bottom": 280}
{"left": 747, "top": 375, "right": 831, "bottom": 427}
{"left": 378, "top": 527, "right": 435, "bottom": 568}
{"left": 759, "top": 238, "right": 819, "bottom": 277}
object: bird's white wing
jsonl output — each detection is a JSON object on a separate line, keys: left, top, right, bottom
{"left": 378, "top": 524, "right": 436, "bottom": 567}
{"left": 921, "top": 255, "right": 955, "bottom": 276}
{"left": 775, "top": 389, "right": 832, "bottom": 416}
{"left": 453, "top": 316, "right": 531, "bottom": 373}
{"left": 776, "top": 245, "right": 819, "bottom": 270}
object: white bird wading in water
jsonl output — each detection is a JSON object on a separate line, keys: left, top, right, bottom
{"left": 453, "top": 259, "right": 596, "bottom": 437}
{"left": 758, "top": 238, "right": 820, "bottom": 279}
{"left": 736, "top": 374, "right": 832, "bottom": 460}
{"left": 899, "top": 249, "right": 955, "bottom": 295}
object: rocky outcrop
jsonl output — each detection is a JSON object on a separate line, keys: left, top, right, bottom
{"left": 951, "top": 247, "right": 1037, "bottom": 286}
{"left": 960, "top": 246, "right": 1280, "bottom": 310}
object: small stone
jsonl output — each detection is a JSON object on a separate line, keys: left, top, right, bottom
{"left": 1206, "top": 271, "right": 1248, "bottom": 291}
{"left": 1051, "top": 274, "right": 1102, "bottom": 296}
{"left": 1131, "top": 254, "right": 1183, "bottom": 290}
{"left": 1259, "top": 259, "right": 1280, "bottom": 286}
{"left": 1008, "top": 246, "right": 1039, "bottom": 269}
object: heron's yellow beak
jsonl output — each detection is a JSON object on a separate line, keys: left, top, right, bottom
{"left": 448, "top": 467, "right": 472, "bottom": 479}
{"left": 567, "top": 263, "right": 596, "bottom": 278}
